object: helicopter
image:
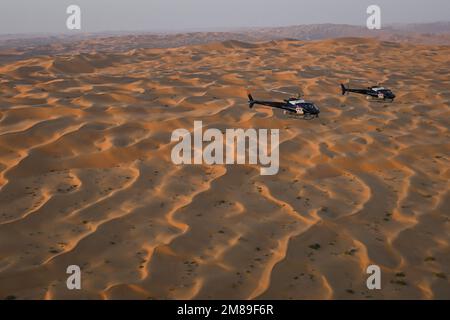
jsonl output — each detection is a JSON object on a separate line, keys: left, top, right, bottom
{"left": 340, "top": 83, "right": 396, "bottom": 102}
{"left": 247, "top": 89, "right": 320, "bottom": 120}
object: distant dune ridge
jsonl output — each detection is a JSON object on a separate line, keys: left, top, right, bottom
{"left": 0, "top": 26, "right": 449, "bottom": 300}
{"left": 1, "top": 22, "right": 450, "bottom": 60}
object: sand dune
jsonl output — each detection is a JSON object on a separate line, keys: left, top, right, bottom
{"left": 0, "top": 37, "right": 449, "bottom": 300}
{"left": 2, "top": 22, "right": 450, "bottom": 62}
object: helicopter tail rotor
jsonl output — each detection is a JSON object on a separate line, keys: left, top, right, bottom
{"left": 247, "top": 92, "right": 256, "bottom": 108}
{"left": 340, "top": 83, "right": 348, "bottom": 96}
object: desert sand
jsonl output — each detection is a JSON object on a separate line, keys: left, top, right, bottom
{"left": 0, "top": 36, "right": 449, "bottom": 299}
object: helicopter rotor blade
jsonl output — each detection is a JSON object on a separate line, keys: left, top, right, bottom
{"left": 270, "top": 89, "right": 306, "bottom": 99}
{"left": 270, "top": 89, "right": 297, "bottom": 96}
{"left": 269, "top": 87, "right": 328, "bottom": 100}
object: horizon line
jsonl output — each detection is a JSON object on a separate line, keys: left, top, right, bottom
{"left": 1, "top": 20, "right": 449, "bottom": 38}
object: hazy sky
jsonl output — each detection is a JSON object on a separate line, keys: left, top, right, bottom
{"left": 1, "top": 0, "right": 449, "bottom": 34}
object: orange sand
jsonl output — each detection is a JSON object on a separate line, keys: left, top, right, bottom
{"left": 0, "top": 37, "right": 449, "bottom": 299}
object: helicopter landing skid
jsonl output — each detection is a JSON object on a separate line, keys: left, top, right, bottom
{"left": 366, "top": 96, "right": 394, "bottom": 103}
{"left": 283, "top": 111, "right": 317, "bottom": 120}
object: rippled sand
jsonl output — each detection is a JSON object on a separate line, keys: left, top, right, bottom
{"left": 0, "top": 38, "right": 449, "bottom": 299}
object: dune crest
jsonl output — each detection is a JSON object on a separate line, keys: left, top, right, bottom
{"left": 0, "top": 37, "right": 449, "bottom": 300}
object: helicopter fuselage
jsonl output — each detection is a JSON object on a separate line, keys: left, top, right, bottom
{"left": 250, "top": 98, "right": 320, "bottom": 117}
{"left": 342, "top": 85, "right": 396, "bottom": 101}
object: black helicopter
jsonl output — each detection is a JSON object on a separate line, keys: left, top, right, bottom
{"left": 340, "top": 83, "right": 396, "bottom": 102}
{"left": 247, "top": 89, "right": 320, "bottom": 119}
